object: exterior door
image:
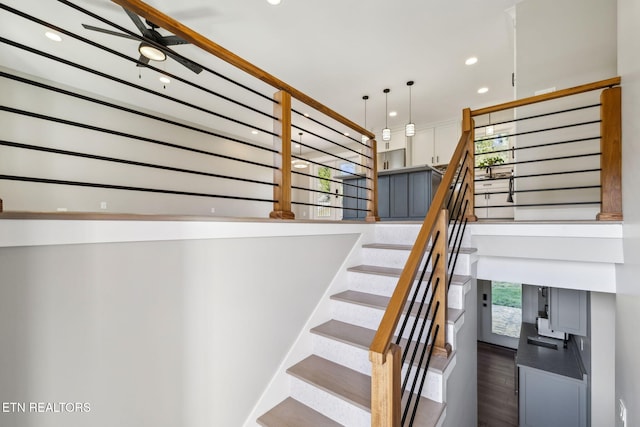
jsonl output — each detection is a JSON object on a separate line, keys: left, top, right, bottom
{"left": 478, "top": 279, "right": 522, "bottom": 348}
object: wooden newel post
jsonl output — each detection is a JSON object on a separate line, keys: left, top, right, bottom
{"left": 597, "top": 86, "right": 622, "bottom": 221}
{"left": 370, "top": 343, "right": 401, "bottom": 427}
{"left": 432, "top": 209, "right": 451, "bottom": 357}
{"left": 462, "top": 108, "right": 477, "bottom": 222}
{"left": 366, "top": 138, "right": 380, "bottom": 222}
{"left": 270, "top": 90, "right": 295, "bottom": 219}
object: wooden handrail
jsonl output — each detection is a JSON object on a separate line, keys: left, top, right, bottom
{"left": 471, "top": 76, "right": 621, "bottom": 116}
{"left": 111, "top": 0, "right": 375, "bottom": 140}
{"left": 369, "top": 129, "right": 472, "bottom": 363}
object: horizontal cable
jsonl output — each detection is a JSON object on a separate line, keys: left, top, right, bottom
{"left": 2, "top": 106, "right": 277, "bottom": 169}
{"left": 1, "top": 73, "right": 278, "bottom": 155}
{"left": 474, "top": 152, "right": 600, "bottom": 169}
{"left": 294, "top": 140, "right": 372, "bottom": 171}
{"left": 291, "top": 169, "right": 367, "bottom": 190}
{"left": 290, "top": 156, "right": 370, "bottom": 181}
{"left": 292, "top": 108, "right": 369, "bottom": 147}
{"left": 52, "top": 0, "right": 275, "bottom": 104}
{"left": 481, "top": 201, "right": 600, "bottom": 209}
{"left": 0, "top": 175, "right": 276, "bottom": 203}
{"left": 292, "top": 123, "right": 371, "bottom": 159}
{"left": 474, "top": 168, "right": 601, "bottom": 183}
{"left": 291, "top": 185, "right": 371, "bottom": 202}
{"left": 474, "top": 103, "right": 601, "bottom": 129}
{"left": 291, "top": 200, "right": 370, "bottom": 212}
{"left": 0, "top": 140, "right": 276, "bottom": 187}
{"left": 474, "top": 184, "right": 600, "bottom": 197}
{"left": 0, "top": 37, "right": 277, "bottom": 137}
{"left": 474, "top": 136, "right": 600, "bottom": 156}
{"left": 474, "top": 119, "right": 601, "bottom": 144}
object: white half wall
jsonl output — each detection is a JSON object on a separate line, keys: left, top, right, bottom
{"left": 0, "top": 219, "right": 369, "bottom": 427}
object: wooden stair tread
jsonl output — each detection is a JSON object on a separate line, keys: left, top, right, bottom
{"left": 287, "top": 355, "right": 371, "bottom": 411}
{"left": 287, "top": 355, "right": 445, "bottom": 426}
{"left": 311, "top": 319, "right": 454, "bottom": 373}
{"left": 363, "top": 243, "right": 477, "bottom": 254}
{"left": 257, "top": 397, "right": 343, "bottom": 427}
{"left": 347, "top": 264, "right": 471, "bottom": 286}
{"left": 331, "top": 290, "right": 464, "bottom": 324}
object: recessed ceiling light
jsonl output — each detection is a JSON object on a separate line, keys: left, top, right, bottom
{"left": 477, "top": 87, "right": 489, "bottom": 94}
{"left": 45, "top": 31, "right": 62, "bottom": 42}
{"left": 343, "top": 132, "right": 350, "bottom": 136}
{"left": 159, "top": 76, "right": 171, "bottom": 84}
{"left": 267, "top": 0, "right": 282, "bottom": 5}
{"left": 303, "top": 113, "right": 310, "bottom": 117}
{"left": 251, "top": 130, "right": 259, "bottom": 135}
{"left": 389, "top": 111, "right": 397, "bottom": 117}
{"left": 465, "top": 57, "right": 478, "bottom": 65}
{"left": 295, "top": 144, "right": 300, "bottom": 148}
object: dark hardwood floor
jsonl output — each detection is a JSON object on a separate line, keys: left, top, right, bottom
{"left": 477, "top": 341, "right": 519, "bottom": 427}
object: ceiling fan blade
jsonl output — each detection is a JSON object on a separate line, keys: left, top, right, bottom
{"left": 82, "top": 24, "right": 140, "bottom": 41}
{"left": 122, "top": 7, "right": 150, "bottom": 37}
{"left": 165, "top": 49, "right": 203, "bottom": 74}
{"left": 161, "top": 35, "right": 189, "bottom": 46}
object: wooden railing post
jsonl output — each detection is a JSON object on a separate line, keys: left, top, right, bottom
{"left": 432, "top": 209, "right": 451, "bottom": 356}
{"left": 597, "top": 86, "right": 622, "bottom": 221}
{"left": 270, "top": 90, "right": 295, "bottom": 219}
{"left": 370, "top": 343, "right": 401, "bottom": 427}
{"left": 366, "top": 138, "right": 380, "bottom": 222}
{"left": 462, "top": 108, "right": 477, "bottom": 222}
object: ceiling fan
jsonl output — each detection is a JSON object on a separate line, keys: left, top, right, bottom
{"left": 82, "top": 7, "right": 203, "bottom": 74}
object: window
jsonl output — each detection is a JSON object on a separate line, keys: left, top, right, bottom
{"left": 475, "top": 133, "right": 510, "bottom": 168}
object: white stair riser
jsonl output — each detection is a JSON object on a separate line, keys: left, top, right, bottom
{"left": 361, "top": 249, "right": 472, "bottom": 275}
{"left": 330, "top": 300, "right": 458, "bottom": 346}
{"left": 289, "top": 376, "right": 370, "bottom": 426}
{"left": 311, "top": 334, "right": 371, "bottom": 376}
{"left": 346, "top": 272, "right": 466, "bottom": 310}
{"left": 310, "top": 334, "right": 446, "bottom": 403}
{"left": 374, "top": 226, "right": 422, "bottom": 245}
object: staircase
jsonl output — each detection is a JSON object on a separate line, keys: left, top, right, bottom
{"left": 256, "top": 224, "right": 476, "bottom": 427}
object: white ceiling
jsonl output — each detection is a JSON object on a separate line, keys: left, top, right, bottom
{"left": 2, "top": 0, "right": 517, "bottom": 146}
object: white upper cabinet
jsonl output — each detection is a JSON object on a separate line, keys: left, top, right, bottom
{"left": 409, "top": 121, "right": 461, "bottom": 166}
{"left": 379, "top": 129, "right": 407, "bottom": 152}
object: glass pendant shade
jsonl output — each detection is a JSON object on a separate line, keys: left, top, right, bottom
{"left": 361, "top": 135, "right": 369, "bottom": 144}
{"left": 405, "top": 123, "right": 415, "bottom": 137}
{"left": 382, "top": 128, "right": 391, "bottom": 141}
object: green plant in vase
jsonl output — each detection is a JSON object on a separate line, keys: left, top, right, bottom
{"left": 478, "top": 156, "right": 505, "bottom": 178}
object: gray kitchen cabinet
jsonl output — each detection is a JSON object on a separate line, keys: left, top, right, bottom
{"left": 549, "top": 288, "right": 588, "bottom": 336}
{"left": 338, "top": 165, "right": 441, "bottom": 221}
{"left": 519, "top": 365, "right": 587, "bottom": 427}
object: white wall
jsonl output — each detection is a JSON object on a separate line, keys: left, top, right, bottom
{"left": 514, "top": 0, "right": 617, "bottom": 221}
{"left": 0, "top": 223, "right": 361, "bottom": 427}
{"left": 615, "top": 0, "right": 640, "bottom": 425}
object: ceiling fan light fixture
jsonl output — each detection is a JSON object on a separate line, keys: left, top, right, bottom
{"left": 45, "top": 31, "right": 62, "bottom": 42}
{"left": 139, "top": 42, "right": 166, "bottom": 61}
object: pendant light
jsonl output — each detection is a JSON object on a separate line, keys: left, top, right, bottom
{"left": 405, "top": 81, "right": 415, "bottom": 137}
{"left": 361, "top": 95, "right": 369, "bottom": 144}
{"left": 292, "top": 132, "right": 310, "bottom": 169}
{"left": 382, "top": 88, "right": 391, "bottom": 144}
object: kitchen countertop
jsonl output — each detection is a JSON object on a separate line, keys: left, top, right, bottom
{"left": 335, "top": 164, "right": 443, "bottom": 180}
{"left": 516, "top": 322, "right": 586, "bottom": 381}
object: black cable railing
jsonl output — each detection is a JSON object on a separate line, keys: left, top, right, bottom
{"left": 1, "top": 0, "right": 376, "bottom": 218}
{"left": 473, "top": 95, "right": 605, "bottom": 219}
